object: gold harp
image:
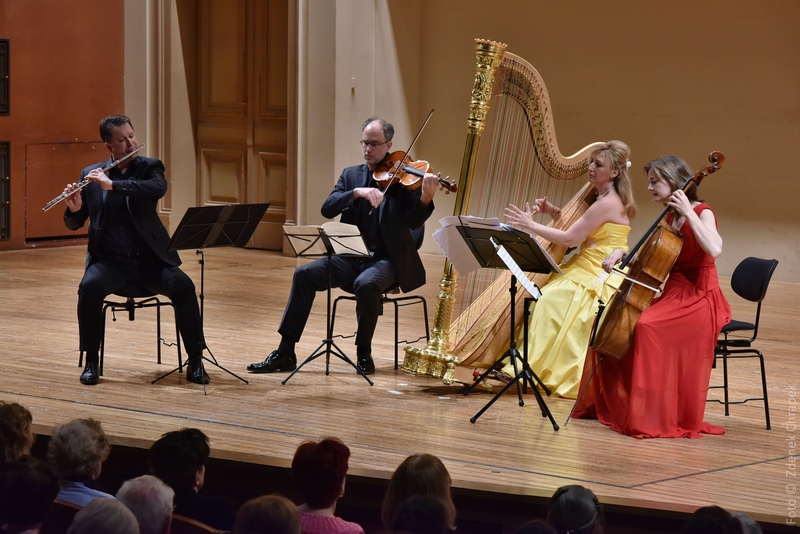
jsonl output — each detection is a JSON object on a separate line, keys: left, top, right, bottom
{"left": 402, "top": 40, "right": 604, "bottom": 382}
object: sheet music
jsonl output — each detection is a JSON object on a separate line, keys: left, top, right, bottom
{"left": 283, "top": 222, "right": 370, "bottom": 258}
{"left": 432, "top": 225, "right": 481, "bottom": 274}
{"left": 491, "top": 237, "right": 542, "bottom": 300}
{"left": 432, "top": 215, "right": 561, "bottom": 276}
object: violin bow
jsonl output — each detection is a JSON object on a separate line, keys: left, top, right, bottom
{"left": 390, "top": 108, "right": 435, "bottom": 177}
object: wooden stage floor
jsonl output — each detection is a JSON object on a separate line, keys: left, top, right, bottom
{"left": 1, "top": 245, "right": 797, "bottom": 531}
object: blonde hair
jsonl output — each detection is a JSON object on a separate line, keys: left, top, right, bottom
{"left": 591, "top": 140, "right": 636, "bottom": 219}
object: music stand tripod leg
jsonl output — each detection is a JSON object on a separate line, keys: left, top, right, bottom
{"left": 463, "top": 279, "right": 525, "bottom": 403}
{"left": 281, "top": 252, "right": 373, "bottom": 386}
{"left": 468, "top": 276, "right": 557, "bottom": 429}
{"left": 152, "top": 249, "right": 249, "bottom": 389}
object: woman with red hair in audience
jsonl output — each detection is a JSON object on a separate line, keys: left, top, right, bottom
{"left": 291, "top": 437, "right": 364, "bottom": 534}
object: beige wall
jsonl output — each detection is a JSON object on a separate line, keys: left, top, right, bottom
{"left": 143, "top": 0, "right": 799, "bottom": 282}
{"left": 411, "top": 0, "right": 800, "bottom": 282}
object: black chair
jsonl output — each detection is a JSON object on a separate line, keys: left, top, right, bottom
{"left": 708, "top": 256, "right": 778, "bottom": 430}
{"left": 79, "top": 285, "right": 182, "bottom": 375}
{"left": 330, "top": 226, "right": 430, "bottom": 370}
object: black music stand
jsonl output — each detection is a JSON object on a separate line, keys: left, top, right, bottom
{"left": 455, "top": 223, "right": 560, "bottom": 430}
{"left": 151, "top": 203, "right": 269, "bottom": 390}
{"left": 281, "top": 223, "right": 374, "bottom": 386}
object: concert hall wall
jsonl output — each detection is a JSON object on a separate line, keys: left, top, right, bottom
{"left": 0, "top": 0, "right": 125, "bottom": 250}
{"left": 1, "top": 0, "right": 797, "bottom": 283}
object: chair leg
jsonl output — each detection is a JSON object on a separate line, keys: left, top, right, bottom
{"left": 392, "top": 300, "right": 399, "bottom": 370}
{"left": 331, "top": 296, "right": 344, "bottom": 340}
{"left": 156, "top": 300, "right": 162, "bottom": 365}
{"left": 421, "top": 297, "right": 430, "bottom": 341}
{"left": 721, "top": 352, "right": 730, "bottom": 416}
{"left": 100, "top": 303, "right": 112, "bottom": 376}
{"left": 757, "top": 350, "right": 771, "bottom": 430}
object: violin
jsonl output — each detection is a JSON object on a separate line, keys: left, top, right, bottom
{"left": 373, "top": 151, "right": 457, "bottom": 194}
{"left": 589, "top": 151, "right": 725, "bottom": 360}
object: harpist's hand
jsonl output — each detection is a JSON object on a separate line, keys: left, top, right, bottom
{"left": 504, "top": 203, "right": 535, "bottom": 233}
{"left": 531, "top": 196, "right": 560, "bottom": 219}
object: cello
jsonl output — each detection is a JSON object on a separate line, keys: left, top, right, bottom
{"left": 590, "top": 151, "right": 725, "bottom": 360}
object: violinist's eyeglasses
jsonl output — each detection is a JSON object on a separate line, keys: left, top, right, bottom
{"left": 360, "top": 140, "right": 388, "bottom": 148}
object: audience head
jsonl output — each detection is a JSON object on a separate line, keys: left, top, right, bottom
{"left": 116, "top": 475, "right": 175, "bottom": 534}
{"left": 680, "top": 505, "right": 744, "bottom": 534}
{"left": 515, "top": 519, "right": 558, "bottom": 534}
{"left": 0, "top": 401, "right": 34, "bottom": 463}
{"left": 47, "top": 418, "right": 110, "bottom": 479}
{"left": 381, "top": 453, "right": 456, "bottom": 531}
{"left": 390, "top": 495, "right": 450, "bottom": 534}
{"left": 234, "top": 494, "right": 301, "bottom": 534}
{"left": 149, "top": 428, "right": 210, "bottom": 492}
{"left": 548, "top": 485, "right": 603, "bottom": 534}
{"left": 67, "top": 497, "right": 139, "bottom": 534}
{"left": 0, "top": 455, "right": 59, "bottom": 531}
{"left": 590, "top": 140, "right": 636, "bottom": 219}
{"left": 731, "top": 512, "right": 762, "bottom": 534}
{"left": 291, "top": 437, "right": 350, "bottom": 510}
{"left": 644, "top": 155, "right": 697, "bottom": 201}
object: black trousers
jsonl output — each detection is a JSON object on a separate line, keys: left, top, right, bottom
{"left": 77, "top": 254, "right": 204, "bottom": 357}
{"left": 278, "top": 256, "right": 397, "bottom": 349}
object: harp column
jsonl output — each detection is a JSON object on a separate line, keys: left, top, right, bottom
{"left": 402, "top": 39, "right": 507, "bottom": 382}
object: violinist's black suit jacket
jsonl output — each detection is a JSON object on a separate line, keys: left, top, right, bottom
{"left": 322, "top": 163, "right": 432, "bottom": 292}
{"left": 278, "top": 163, "right": 434, "bottom": 348}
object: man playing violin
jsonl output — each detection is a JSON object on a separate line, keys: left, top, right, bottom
{"left": 63, "top": 115, "right": 209, "bottom": 386}
{"left": 247, "top": 117, "right": 441, "bottom": 375}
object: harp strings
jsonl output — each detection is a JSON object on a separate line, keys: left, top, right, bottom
{"left": 450, "top": 56, "right": 586, "bottom": 349}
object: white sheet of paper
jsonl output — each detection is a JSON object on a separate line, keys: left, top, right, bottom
{"left": 493, "top": 239, "right": 542, "bottom": 299}
{"left": 432, "top": 225, "right": 482, "bottom": 274}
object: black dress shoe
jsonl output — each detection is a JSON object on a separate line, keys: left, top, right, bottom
{"left": 356, "top": 354, "right": 375, "bottom": 375}
{"left": 247, "top": 350, "right": 297, "bottom": 373}
{"left": 186, "top": 362, "right": 210, "bottom": 384}
{"left": 80, "top": 360, "right": 99, "bottom": 386}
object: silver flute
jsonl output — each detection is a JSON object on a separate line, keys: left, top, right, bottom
{"left": 42, "top": 144, "right": 146, "bottom": 212}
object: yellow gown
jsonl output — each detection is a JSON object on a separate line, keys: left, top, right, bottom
{"left": 501, "top": 222, "right": 630, "bottom": 398}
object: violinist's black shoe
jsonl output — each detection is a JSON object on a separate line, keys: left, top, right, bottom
{"left": 247, "top": 350, "right": 297, "bottom": 373}
{"left": 186, "top": 360, "right": 210, "bottom": 384}
{"left": 356, "top": 348, "right": 375, "bottom": 375}
{"left": 80, "top": 357, "right": 100, "bottom": 386}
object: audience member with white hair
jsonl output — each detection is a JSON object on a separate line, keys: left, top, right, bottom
{"left": 116, "top": 475, "right": 175, "bottom": 534}
{"left": 67, "top": 498, "right": 139, "bottom": 534}
{"left": 47, "top": 418, "right": 113, "bottom": 507}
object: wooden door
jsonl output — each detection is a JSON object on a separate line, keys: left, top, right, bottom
{"left": 196, "top": 0, "right": 288, "bottom": 250}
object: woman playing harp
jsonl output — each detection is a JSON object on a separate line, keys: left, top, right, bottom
{"left": 503, "top": 141, "right": 636, "bottom": 398}
{"left": 439, "top": 43, "right": 624, "bottom": 387}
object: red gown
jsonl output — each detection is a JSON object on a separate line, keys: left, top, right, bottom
{"left": 572, "top": 204, "right": 732, "bottom": 438}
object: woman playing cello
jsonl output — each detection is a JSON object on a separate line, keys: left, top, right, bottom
{"left": 503, "top": 140, "right": 636, "bottom": 398}
{"left": 572, "top": 155, "right": 731, "bottom": 438}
